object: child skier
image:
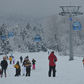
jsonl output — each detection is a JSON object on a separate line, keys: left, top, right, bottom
{"left": 9, "top": 56, "right": 12, "bottom": 64}
{"left": 32, "top": 58, "right": 36, "bottom": 70}
{"left": 12, "top": 56, "right": 15, "bottom": 64}
{"left": 14, "top": 61, "right": 21, "bottom": 76}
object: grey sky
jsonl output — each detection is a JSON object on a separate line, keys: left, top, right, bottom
{"left": 0, "top": 0, "right": 83, "bottom": 17}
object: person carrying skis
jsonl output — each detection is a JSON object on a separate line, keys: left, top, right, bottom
{"left": 14, "top": 61, "right": 21, "bottom": 76}
{"left": 48, "top": 51, "right": 57, "bottom": 77}
{"left": 1, "top": 56, "right": 8, "bottom": 77}
{"left": 23, "top": 57, "right": 31, "bottom": 76}
{"left": 32, "top": 58, "right": 36, "bottom": 70}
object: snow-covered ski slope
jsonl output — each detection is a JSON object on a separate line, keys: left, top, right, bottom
{"left": 0, "top": 51, "right": 84, "bottom": 84}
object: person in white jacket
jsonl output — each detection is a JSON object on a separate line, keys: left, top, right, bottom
{"left": 12, "top": 56, "right": 15, "bottom": 64}
{"left": 22, "top": 65, "right": 26, "bottom": 76}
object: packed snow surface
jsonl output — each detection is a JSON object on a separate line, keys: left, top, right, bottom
{"left": 0, "top": 51, "right": 84, "bottom": 84}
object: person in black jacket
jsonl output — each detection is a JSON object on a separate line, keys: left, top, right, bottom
{"left": 1, "top": 56, "right": 8, "bottom": 77}
{"left": 20, "top": 56, "right": 23, "bottom": 63}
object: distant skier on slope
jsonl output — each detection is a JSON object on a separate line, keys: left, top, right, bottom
{"left": 9, "top": 56, "right": 12, "bottom": 64}
{"left": 48, "top": 51, "right": 57, "bottom": 77}
{"left": 20, "top": 56, "right": 23, "bottom": 63}
{"left": 12, "top": 56, "right": 15, "bottom": 64}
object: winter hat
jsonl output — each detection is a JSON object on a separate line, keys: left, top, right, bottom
{"left": 51, "top": 51, "right": 54, "bottom": 53}
{"left": 17, "top": 61, "right": 19, "bottom": 64}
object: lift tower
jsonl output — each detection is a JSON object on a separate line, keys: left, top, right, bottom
{"left": 59, "top": 6, "right": 83, "bottom": 60}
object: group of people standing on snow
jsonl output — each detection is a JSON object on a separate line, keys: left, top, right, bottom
{"left": 1, "top": 51, "right": 84, "bottom": 78}
{"left": 14, "top": 56, "right": 36, "bottom": 77}
{"left": 0, "top": 51, "right": 58, "bottom": 78}
{"left": 9, "top": 56, "right": 15, "bottom": 64}
{"left": 0, "top": 55, "right": 36, "bottom": 78}
{"left": 12, "top": 51, "right": 57, "bottom": 77}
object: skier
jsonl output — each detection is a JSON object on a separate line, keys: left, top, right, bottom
{"left": 23, "top": 57, "right": 31, "bottom": 76}
{"left": 12, "top": 56, "right": 15, "bottom": 64}
{"left": 20, "top": 56, "right": 23, "bottom": 63}
{"left": 14, "top": 61, "right": 21, "bottom": 76}
{"left": 1, "top": 56, "right": 8, "bottom": 77}
{"left": 48, "top": 51, "right": 57, "bottom": 77}
{"left": 48, "top": 50, "right": 49, "bottom": 55}
{"left": 9, "top": 56, "right": 12, "bottom": 64}
{"left": 32, "top": 58, "right": 36, "bottom": 70}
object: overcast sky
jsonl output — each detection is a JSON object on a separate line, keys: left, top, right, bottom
{"left": 0, "top": 0, "right": 83, "bottom": 17}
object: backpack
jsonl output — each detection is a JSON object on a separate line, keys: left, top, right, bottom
{"left": 14, "top": 64, "right": 20, "bottom": 69}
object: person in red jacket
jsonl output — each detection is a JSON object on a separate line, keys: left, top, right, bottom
{"left": 82, "top": 57, "right": 84, "bottom": 67}
{"left": 48, "top": 51, "right": 57, "bottom": 77}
